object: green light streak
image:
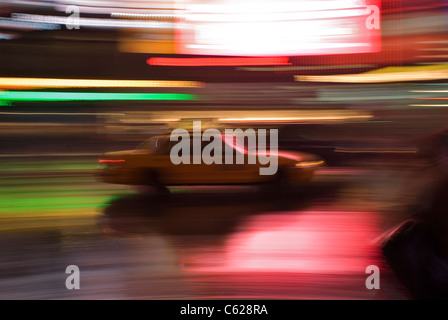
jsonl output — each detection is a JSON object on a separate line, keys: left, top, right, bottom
{"left": 0, "top": 91, "right": 196, "bottom": 102}
{"left": 0, "top": 196, "right": 106, "bottom": 207}
{"left": 0, "top": 164, "right": 96, "bottom": 173}
{"left": 0, "top": 191, "right": 135, "bottom": 215}
{"left": 0, "top": 203, "right": 102, "bottom": 213}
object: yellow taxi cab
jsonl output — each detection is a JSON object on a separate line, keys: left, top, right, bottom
{"left": 97, "top": 133, "right": 324, "bottom": 192}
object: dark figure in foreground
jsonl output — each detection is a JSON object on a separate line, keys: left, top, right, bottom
{"left": 383, "top": 167, "right": 448, "bottom": 299}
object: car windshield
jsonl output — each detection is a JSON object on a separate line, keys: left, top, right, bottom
{"left": 138, "top": 136, "right": 168, "bottom": 153}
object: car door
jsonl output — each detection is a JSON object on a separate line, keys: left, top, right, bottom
{"left": 155, "top": 136, "right": 222, "bottom": 185}
{"left": 215, "top": 134, "right": 266, "bottom": 184}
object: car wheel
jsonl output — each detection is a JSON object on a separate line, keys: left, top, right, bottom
{"left": 259, "top": 169, "right": 289, "bottom": 194}
{"left": 142, "top": 170, "right": 170, "bottom": 194}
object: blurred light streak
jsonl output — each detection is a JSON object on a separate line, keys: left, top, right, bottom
{"left": 99, "top": 159, "right": 125, "bottom": 164}
{"left": 414, "top": 97, "right": 448, "bottom": 99}
{"left": 111, "top": 13, "right": 182, "bottom": 20}
{"left": 55, "top": 0, "right": 175, "bottom": 10}
{"left": 147, "top": 57, "right": 291, "bottom": 67}
{"left": 0, "top": 91, "right": 196, "bottom": 102}
{"left": 187, "top": 1, "right": 367, "bottom": 13}
{"left": 119, "top": 118, "right": 178, "bottom": 123}
{"left": 0, "top": 33, "right": 18, "bottom": 40}
{"left": 409, "top": 104, "right": 448, "bottom": 107}
{"left": 11, "top": 13, "right": 174, "bottom": 29}
{"left": 2, "top": 0, "right": 54, "bottom": 8}
{"left": 296, "top": 65, "right": 448, "bottom": 83}
{"left": 295, "top": 160, "right": 325, "bottom": 167}
{"left": 0, "top": 197, "right": 107, "bottom": 215}
{"left": 218, "top": 115, "right": 372, "bottom": 123}
{"left": 221, "top": 133, "right": 304, "bottom": 161}
{"left": 410, "top": 90, "right": 448, "bottom": 93}
{"left": 418, "top": 48, "right": 448, "bottom": 51}
{"left": 0, "top": 78, "right": 204, "bottom": 90}
{"left": 113, "top": 110, "right": 373, "bottom": 124}
{"left": 0, "top": 153, "right": 99, "bottom": 158}
{"left": 187, "top": 8, "right": 366, "bottom": 22}
{"left": 0, "top": 112, "right": 126, "bottom": 116}
{"left": 54, "top": 4, "right": 177, "bottom": 15}
{"left": 418, "top": 63, "right": 448, "bottom": 65}
{"left": 238, "top": 64, "right": 376, "bottom": 72}
{"left": 335, "top": 149, "right": 417, "bottom": 154}
{"left": 414, "top": 83, "right": 448, "bottom": 85}
{"left": 417, "top": 55, "right": 448, "bottom": 59}
{"left": 418, "top": 40, "right": 448, "bottom": 45}
{"left": 0, "top": 17, "right": 60, "bottom": 31}
{"left": 382, "top": 3, "right": 444, "bottom": 13}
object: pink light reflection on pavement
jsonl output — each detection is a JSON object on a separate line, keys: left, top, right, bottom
{"left": 181, "top": 210, "right": 382, "bottom": 275}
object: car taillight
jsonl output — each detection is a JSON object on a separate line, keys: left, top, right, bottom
{"left": 98, "top": 158, "right": 125, "bottom": 167}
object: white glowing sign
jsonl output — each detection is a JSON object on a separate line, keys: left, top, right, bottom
{"left": 176, "top": 0, "right": 381, "bottom": 56}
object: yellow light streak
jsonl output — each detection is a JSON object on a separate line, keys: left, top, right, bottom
{"left": 0, "top": 78, "right": 204, "bottom": 89}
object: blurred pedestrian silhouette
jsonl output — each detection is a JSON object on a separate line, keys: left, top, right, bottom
{"left": 383, "top": 165, "right": 448, "bottom": 299}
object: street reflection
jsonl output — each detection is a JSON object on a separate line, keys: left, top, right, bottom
{"left": 96, "top": 183, "right": 402, "bottom": 299}
{"left": 101, "top": 184, "right": 341, "bottom": 236}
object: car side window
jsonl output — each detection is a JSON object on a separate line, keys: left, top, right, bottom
{"left": 154, "top": 138, "right": 171, "bottom": 155}
{"left": 156, "top": 135, "right": 254, "bottom": 158}
{"left": 161, "top": 136, "right": 221, "bottom": 158}
{"left": 138, "top": 137, "right": 160, "bottom": 152}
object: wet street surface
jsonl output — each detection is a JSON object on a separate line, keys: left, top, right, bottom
{"left": 0, "top": 156, "right": 425, "bottom": 299}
